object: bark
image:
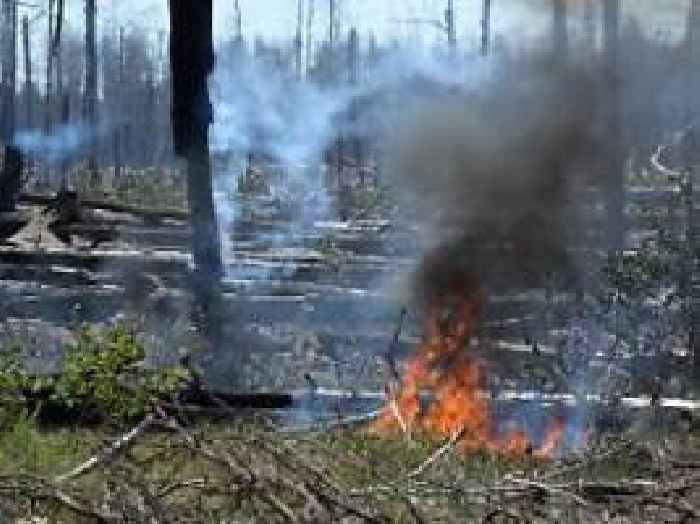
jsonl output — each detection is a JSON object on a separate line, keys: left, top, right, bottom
{"left": 295, "top": 0, "right": 304, "bottom": 80}
{"left": 169, "top": 0, "right": 223, "bottom": 349}
{"left": 481, "top": 0, "right": 491, "bottom": 57}
{"left": 85, "top": 0, "right": 98, "bottom": 181}
{"left": 1, "top": 0, "right": 17, "bottom": 143}
{"left": 45, "top": 0, "right": 54, "bottom": 137}
{"left": 347, "top": 28, "right": 362, "bottom": 173}
{"left": 583, "top": 0, "right": 595, "bottom": 51}
{"left": 446, "top": 0, "right": 456, "bottom": 59}
{"left": 552, "top": 0, "right": 568, "bottom": 60}
{"left": 306, "top": 0, "right": 315, "bottom": 76}
{"left": 114, "top": 26, "right": 125, "bottom": 182}
{"left": 23, "top": 15, "right": 31, "bottom": 131}
{"left": 1, "top": 0, "right": 21, "bottom": 213}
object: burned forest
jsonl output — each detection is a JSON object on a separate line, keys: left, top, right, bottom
{"left": 3, "top": 0, "right": 700, "bottom": 522}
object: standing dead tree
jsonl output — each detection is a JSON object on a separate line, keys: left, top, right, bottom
{"left": 445, "top": 0, "right": 456, "bottom": 60}
{"left": 169, "top": 0, "right": 223, "bottom": 352}
{"left": 84, "top": 0, "right": 98, "bottom": 183}
{"left": 114, "top": 26, "right": 125, "bottom": 182}
{"left": 22, "top": 14, "right": 31, "bottom": 132}
{"left": 295, "top": 0, "right": 304, "bottom": 80}
{"left": 1, "top": 0, "right": 23, "bottom": 214}
{"left": 481, "top": 0, "right": 491, "bottom": 57}
{"left": 552, "top": 0, "right": 568, "bottom": 60}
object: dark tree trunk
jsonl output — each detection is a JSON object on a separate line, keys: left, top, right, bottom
{"left": 169, "top": 0, "right": 223, "bottom": 350}
{"left": 295, "top": 0, "right": 304, "bottom": 80}
{"left": 583, "top": 0, "right": 595, "bottom": 52}
{"left": 1, "top": 0, "right": 21, "bottom": 213}
{"left": 603, "top": 0, "right": 623, "bottom": 254}
{"left": 2, "top": 0, "right": 17, "bottom": 142}
{"left": 445, "top": 0, "right": 456, "bottom": 59}
{"left": 687, "top": 0, "right": 700, "bottom": 376}
{"left": 552, "top": 0, "right": 568, "bottom": 60}
{"left": 481, "top": 0, "right": 491, "bottom": 57}
{"left": 59, "top": 94, "right": 70, "bottom": 189}
{"left": 347, "top": 28, "right": 362, "bottom": 174}
{"left": 85, "top": 0, "right": 98, "bottom": 182}
{"left": 45, "top": 0, "right": 54, "bottom": 137}
{"left": 23, "top": 15, "right": 31, "bottom": 131}
{"left": 115, "top": 26, "right": 124, "bottom": 182}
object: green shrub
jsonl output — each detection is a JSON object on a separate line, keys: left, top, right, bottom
{"left": 0, "top": 325, "right": 190, "bottom": 426}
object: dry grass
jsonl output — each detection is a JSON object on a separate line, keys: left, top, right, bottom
{"left": 0, "top": 410, "right": 699, "bottom": 523}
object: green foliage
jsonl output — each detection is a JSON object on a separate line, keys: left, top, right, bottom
{"left": 52, "top": 326, "right": 190, "bottom": 423}
{"left": 0, "top": 325, "right": 190, "bottom": 427}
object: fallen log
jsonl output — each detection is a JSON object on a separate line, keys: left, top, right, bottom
{"left": 18, "top": 192, "right": 189, "bottom": 222}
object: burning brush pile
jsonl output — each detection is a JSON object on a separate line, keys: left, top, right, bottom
{"left": 371, "top": 277, "right": 566, "bottom": 459}
{"left": 371, "top": 63, "right": 609, "bottom": 460}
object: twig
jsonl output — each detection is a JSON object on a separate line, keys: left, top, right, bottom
{"left": 389, "top": 396, "right": 409, "bottom": 436}
{"left": 408, "top": 428, "right": 466, "bottom": 478}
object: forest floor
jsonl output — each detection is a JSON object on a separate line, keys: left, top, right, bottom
{"left": 1, "top": 408, "right": 700, "bottom": 523}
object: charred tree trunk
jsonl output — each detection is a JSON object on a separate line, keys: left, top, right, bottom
{"left": 347, "top": 27, "right": 362, "bottom": 178}
{"left": 306, "top": 0, "right": 315, "bottom": 76}
{"left": 687, "top": 0, "right": 700, "bottom": 376}
{"left": 45, "top": 0, "right": 54, "bottom": 137}
{"left": 603, "top": 0, "right": 623, "bottom": 254}
{"left": 114, "top": 26, "right": 125, "bottom": 182}
{"left": 85, "top": 0, "right": 98, "bottom": 183}
{"left": 445, "top": 0, "right": 456, "bottom": 60}
{"left": 552, "top": 0, "right": 568, "bottom": 60}
{"left": 295, "top": 0, "right": 304, "bottom": 80}
{"left": 1, "top": 0, "right": 17, "bottom": 141}
{"left": 22, "top": 15, "right": 31, "bottom": 132}
{"left": 583, "top": 0, "right": 595, "bottom": 52}
{"left": 59, "top": 94, "right": 70, "bottom": 189}
{"left": 481, "top": 0, "right": 491, "bottom": 57}
{"left": 169, "top": 0, "right": 223, "bottom": 351}
{"left": 1, "top": 0, "right": 21, "bottom": 213}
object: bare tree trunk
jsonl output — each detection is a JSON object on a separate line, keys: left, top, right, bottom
{"left": 1, "top": 0, "right": 16, "bottom": 141}
{"left": 169, "top": 0, "right": 223, "bottom": 353}
{"left": 45, "top": 0, "right": 54, "bottom": 136}
{"left": 23, "top": 15, "right": 31, "bottom": 131}
{"left": 445, "top": 0, "right": 456, "bottom": 60}
{"left": 1, "top": 0, "right": 21, "bottom": 213}
{"left": 481, "top": 0, "right": 491, "bottom": 57}
{"left": 583, "top": 0, "right": 595, "bottom": 52}
{"left": 55, "top": 0, "right": 65, "bottom": 187}
{"left": 59, "top": 94, "right": 70, "bottom": 189}
{"left": 603, "top": 0, "right": 623, "bottom": 254}
{"left": 552, "top": 0, "right": 568, "bottom": 60}
{"left": 295, "top": 0, "right": 304, "bottom": 80}
{"left": 347, "top": 27, "right": 362, "bottom": 176}
{"left": 114, "top": 26, "right": 124, "bottom": 183}
{"left": 306, "top": 0, "right": 315, "bottom": 75}
{"left": 85, "top": 0, "right": 98, "bottom": 183}
{"left": 687, "top": 0, "right": 700, "bottom": 376}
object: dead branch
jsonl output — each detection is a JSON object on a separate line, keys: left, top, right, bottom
{"left": 55, "top": 412, "right": 160, "bottom": 483}
{"left": 408, "top": 428, "right": 466, "bottom": 478}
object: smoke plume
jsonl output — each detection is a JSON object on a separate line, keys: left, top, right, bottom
{"left": 385, "top": 60, "right": 607, "bottom": 308}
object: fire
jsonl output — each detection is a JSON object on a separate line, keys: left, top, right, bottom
{"left": 372, "top": 286, "right": 566, "bottom": 460}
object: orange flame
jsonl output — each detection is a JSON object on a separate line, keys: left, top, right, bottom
{"left": 372, "top": 286, "right": 566, "bottom": 460}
